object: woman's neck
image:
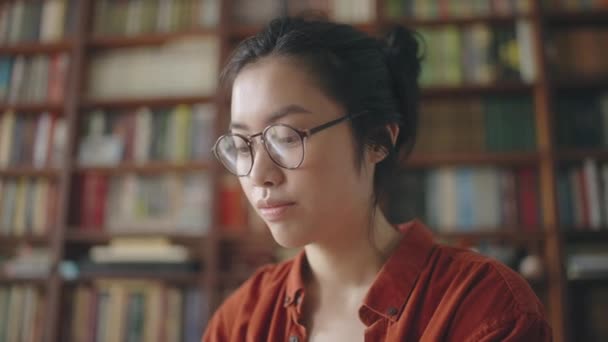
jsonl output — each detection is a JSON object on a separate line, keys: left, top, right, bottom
{"left": 303, "top": 207, "right": 403, "bottom": 294}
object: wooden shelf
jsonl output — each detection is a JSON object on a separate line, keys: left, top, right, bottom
{"left": 387, "top": 14, "right": 530, "bottom": 28}
{"left": 0, "top": 274, "right": 48, "bottom": 285}
{"left": 563, "top": 230, "right": 608, "bottom": 242}
{"left": 553, "top": 76, "right": 608, "bottom": 90}
{"left": 557, "top": 148, "right": 608, "bottom": 161}
{"left": 69, "top": 272, "right": 202, "bottom": 284}
{"left": 568, "top": 274, "right": 608, "bottom": 286}
{"left": 0, "top": 234, "right": 50, "bottom": 247}
{"left": 544, "top": 10, "right": 608, "bottom": 26}
{"left": 0, "top": 40, "right": 73, "bottom": 54}
{"left": 228, "top": 14, "right": 528, "bottom": 41}
{"left": 81, "top": 95, "right": 214, "bottom": 110}
{"left": 75, "top": 161, "right": 213, "bottom": 174}
{"left": 420, "top": 83, "right": 533, "bottom": 97}
{"left": 0, "top": 167, "right": 61, "bottom": 178}
{"left": 0, "top": 102, "right": 64, "bottom": 113}
{"left": 65, "top": 230, "right": 207, "bottom": 246}
{"left": 405, "top": 151, "right": 539, "bottom": 167}
{"left": 435, "top": 229, "right": 546, "bottom": 242}
{"left": 88, "top": 30, "right": 217, "bottom": 49}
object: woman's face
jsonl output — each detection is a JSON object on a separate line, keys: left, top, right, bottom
{"left": 230, "top": 56, "right": 376, "bottom": 248}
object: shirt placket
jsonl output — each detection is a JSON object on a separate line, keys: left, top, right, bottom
{"left": 285, "top": 291, "right": 307, "bottom": 342}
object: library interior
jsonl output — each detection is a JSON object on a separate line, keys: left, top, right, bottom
{"left": 0, "top": 0, "right": 607, "bottom": 341}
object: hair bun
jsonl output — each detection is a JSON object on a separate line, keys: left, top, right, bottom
{"left": 382, "top": 25, "right": 423, "bottom": 156}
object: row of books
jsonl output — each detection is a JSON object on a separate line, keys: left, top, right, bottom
{"left": 78, "top": 172, "right": 212, "bottom": 233}
{"left": 0, "top": 285, "right": 45, "bottom": 342}
{"left": 0, "top": 0, "right": 76, "bottom": 45}
{"left": 66, "top": 281, "right": 207, "bottom": 342}
{"left": 231, "top": 0, "right": 375, "bottom": 25}
{"left": 388, "top": 167, "right": 541, "bottom": 230}
{"left": 567, "top": 252, "right": 608, "bottom": 279}
{"left": 542, "top": 0, "right": 608, "bottom": 10}
{"left": 0, "top": 54, "right": 69, "bottom": 104}
{"left": 92, "top": 0, "right": 220, "bottom": 37}
{"left": 415, "top": 96, "right": 535, "bottom": 154}
{"left": 88, "top": 37, "right": 218, "bottom": 100}
{"left": 385, "top": 0, "right": 531, "bottom": 19}
{"left": 0, "top": 111, "right": 67, "bottom": 168}
{"left": 78, "top": 104, "right": 215, "bottom": 167}
{"left": 1, "top": 246, "right": 51, "bottom": 278}
{"left": 0, "top": 178, "right": 58, "bottom": 237}
{"left": 418, "top": 21, "right": 535, "bottom": 86}
{"left": 555, "top": 92, "right": 608, "bottom": 148}
{"left": 547, "top": 29, "right": 608, "bottom": 78}
{"left": 557, "top": 159, "right": 608, "bottom": 230}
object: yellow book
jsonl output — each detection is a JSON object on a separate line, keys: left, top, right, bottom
{"left": 0, "top": 110, "right": 15, "bottom": 167}
{"left": 13, "top": 178, "right": 28, "bottom": 236}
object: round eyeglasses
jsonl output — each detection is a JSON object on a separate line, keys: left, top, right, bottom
{"left": 212, "top": 113, "right": 365, "bottom": 176}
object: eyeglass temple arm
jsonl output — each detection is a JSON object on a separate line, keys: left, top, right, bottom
{"left": 306, "top": 113, "right": 364, "bottom": 137}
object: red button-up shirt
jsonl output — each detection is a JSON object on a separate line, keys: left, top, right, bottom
{"left": 203, "top": 220, "right": 552, "bottom": 341}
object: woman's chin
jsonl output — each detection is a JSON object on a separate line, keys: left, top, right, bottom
{"left": 267, "top": 222, "right": 310, "bottom": 249}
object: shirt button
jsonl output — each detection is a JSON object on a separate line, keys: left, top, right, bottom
{"left": 387, "top": 306, "right": 398, "bottom": 316}
{"left": 289, "top": 336, "right": 300, "bottom": 342}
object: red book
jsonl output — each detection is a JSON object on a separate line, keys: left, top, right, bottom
{"left": 44, "top": 114, "right": 57, "bottom": 167}
{"left": 91, "top": 174, "right": 108, "bottom": 228}
{"left": 517, "top": 168, "right": 539, "bottom": 229}
{"left": 45, "top": 182, "right": 58, "bottom": 234}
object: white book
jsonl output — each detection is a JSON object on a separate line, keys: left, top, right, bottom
{"left": 516, "top": 19, "right": 537, "bottom": 84}
{"left": 40, "top": 0, "right": 66, "bottom": 42}
{"left": 583, "top": 159, "right": 602, "bottom": 230}
{"left": 33, "top": 113, "right": 51, "bottom": 168}
{"left": 438, "top": 168, "right": 457, "bottom": 231}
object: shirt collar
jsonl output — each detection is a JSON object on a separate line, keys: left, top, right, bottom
{"left": 284, "top": 219, "right": 436, "bottom": 324}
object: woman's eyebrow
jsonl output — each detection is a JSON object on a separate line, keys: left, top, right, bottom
{"left": 229, "top": 104, "right": 311, "bottom": 130}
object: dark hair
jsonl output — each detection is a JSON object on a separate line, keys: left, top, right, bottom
{"left": 221, "top": 16, "right": 423, "bottom": 210}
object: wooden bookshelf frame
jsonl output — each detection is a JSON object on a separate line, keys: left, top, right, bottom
{"left": 1, "top": 1, "right": 606, "bottom": 341}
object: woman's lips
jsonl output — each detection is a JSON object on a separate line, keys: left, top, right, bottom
{"left": 257, "top": 203, "right": 296, "bottom": 221}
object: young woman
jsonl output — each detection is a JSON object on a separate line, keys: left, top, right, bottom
{"left": 204, "top": 17, "right": 551, "bottom": 342}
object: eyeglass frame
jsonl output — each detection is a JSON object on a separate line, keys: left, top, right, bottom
{"left": 212, "top": 112, "right": 368, "bottom": 176}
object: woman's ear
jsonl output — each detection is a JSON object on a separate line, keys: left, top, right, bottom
{"left": 387, "top": 123, "right": 399, "bottom": 146}
{"left": 368, "top": 124, "right": 400, "bottom": 164}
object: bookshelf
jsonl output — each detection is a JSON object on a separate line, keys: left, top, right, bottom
{"left": 0, "top": 0, "right": 606, "bottom": 341}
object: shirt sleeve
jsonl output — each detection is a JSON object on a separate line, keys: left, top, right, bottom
{"left": 201, "top": 304, "right": 232, "bottom": 342}
{"left": 467, "top": 313, "right": 553, "bottom": 342}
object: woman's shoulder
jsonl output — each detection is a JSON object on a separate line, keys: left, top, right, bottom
{"left": 202, "top": 255, "right": 299, "bottom": 340}
{"left": 433, "top": 243, "right": 543, "bottom": 313}
{"left": 425, "top": 242, "right": 549, "bottom": 337}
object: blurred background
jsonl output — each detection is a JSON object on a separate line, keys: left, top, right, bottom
{"left": 0, "top": 0, "right": 606, "bottom": 341}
